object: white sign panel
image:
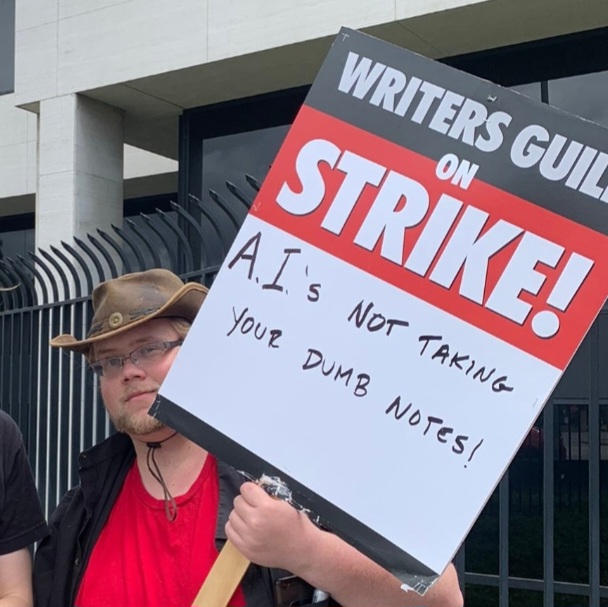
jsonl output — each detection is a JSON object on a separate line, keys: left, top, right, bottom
{"left": 155, "top": 27, "right": 608, "bottom": 587}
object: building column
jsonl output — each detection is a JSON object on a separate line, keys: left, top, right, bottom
{"left": 37, "top": 94, "right": 124, "bottom": 253}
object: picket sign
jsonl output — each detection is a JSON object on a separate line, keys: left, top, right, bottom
{"left": 154, "top": 26, "right": 608, "bottom": 593}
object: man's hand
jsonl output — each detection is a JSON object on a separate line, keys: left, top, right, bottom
{"left": 225, "top": 481, "right": 314, "bottom": 572}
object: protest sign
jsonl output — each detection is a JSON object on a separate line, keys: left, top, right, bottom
{"left": 153, "top": 27, "right": 608, "bottom": 590}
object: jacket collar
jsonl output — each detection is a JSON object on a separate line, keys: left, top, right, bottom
{"left": 78, "top": 432, "right": 135, "bottom": 516}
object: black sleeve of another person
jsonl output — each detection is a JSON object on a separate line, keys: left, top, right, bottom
{"left": 0, "top": 410, "right": 49, "bottom": 555}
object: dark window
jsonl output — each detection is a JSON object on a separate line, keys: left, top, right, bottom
{"left": 444, "top": 25, "right": 608, "bottom": 86}
{"left": 0, "top": 214, "right": 33, "bottom": 261}
{"left": 179, "top": 87, "right": 307, "bottom": 271}
{"left": 547, "top": 69, "right": 608, "bottom": 126}
{"left": 0, "top": 0, "right": 15, "bottom": 96}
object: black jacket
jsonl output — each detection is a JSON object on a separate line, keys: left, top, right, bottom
{"left": 33, "top": 432, "right": 287, "bottom": 607}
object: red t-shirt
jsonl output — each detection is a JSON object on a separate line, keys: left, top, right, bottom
{"left": 76, "top": 454, "right": 245, "bottom": 607}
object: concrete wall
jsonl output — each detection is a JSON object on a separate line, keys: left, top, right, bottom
{"left": 4, "top": 0, "right": 608, "bottom": 247}
{"left": 14, "top": 0, "right": 608, "bottom": 109}
{"left": 13, "top": 0, "right": 483, "bottom": 108}
{"left": 0, "top": 100, "right": 177, "bottom": 219}
{"left": 0, "top": 94, "right": 37, "bottom": 214}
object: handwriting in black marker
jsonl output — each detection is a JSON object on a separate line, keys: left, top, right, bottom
{"left": 228, "top": 231, "right": 322, "bottom": 301}
{"left": 262, "top": 248, "right": 301, "bottom": 292}
{"left": 418, "top": 334, "right": 513, "bottom": 393}
{"left": 228, "top": 232, "right": 261, "bottom": 279}
{"left": 302, "top": 347, "right": 371, "bottom": 397}
{"left": 227, "top": 305, "right": 282, "bottom": 348}
{"left": 348, "top": 300, "right": 409, "bottom": 336}
{"left": 385, "top": 395, "right": 483, "bottom": 465}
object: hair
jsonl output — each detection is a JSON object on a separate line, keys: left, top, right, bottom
{"left": 167, "top": 317, "right": 191, "bottom": 339}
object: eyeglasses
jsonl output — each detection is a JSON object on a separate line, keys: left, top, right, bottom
{"left": 90, "top": 340, "right": 183, "bottom": 378}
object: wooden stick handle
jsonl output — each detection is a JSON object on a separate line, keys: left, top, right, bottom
{"left": 192, "top": 539, "right": 251, "bottom": 607}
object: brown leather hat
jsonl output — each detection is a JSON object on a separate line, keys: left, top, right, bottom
{"left": 50, "top": 269, "right": 208, "bottom": 355}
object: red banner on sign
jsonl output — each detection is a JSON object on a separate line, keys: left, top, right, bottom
{"left": 251, "top": 105, "right": 608, "bottom": 370}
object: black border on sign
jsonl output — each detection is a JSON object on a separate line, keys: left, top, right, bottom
{"left": 152, "top": 394, "right": 438, "bottom": 581}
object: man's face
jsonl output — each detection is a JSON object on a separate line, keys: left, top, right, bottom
{"left": 95, "top": 318, "right": 181, "bottom": 438}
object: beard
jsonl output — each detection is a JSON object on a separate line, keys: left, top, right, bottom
{"left": 109, "top": 390, "right": 166, "bottom": 436}
{"left": 112, "top": 410, "right": 166, "bottom": 436}
{"left": 102, "top": 384, "right": 167, "bottom": 437}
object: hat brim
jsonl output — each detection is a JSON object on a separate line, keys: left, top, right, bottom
{"left": 50, "top": 282, "right": 208, "bottom": 356}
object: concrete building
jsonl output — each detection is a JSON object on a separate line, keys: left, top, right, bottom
{"left": 2, "top": 0, "right": 608, "bottom": 256}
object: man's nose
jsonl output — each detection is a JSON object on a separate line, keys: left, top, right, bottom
{"left": 121, "top": 356, "right": 146, "bottom": 379}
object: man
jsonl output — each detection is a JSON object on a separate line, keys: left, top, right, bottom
{"left": 34, "top": 268, "right": 462, "bottom": 607}
{"left": 0, "top": 409, "right": 48, "bottom": 607}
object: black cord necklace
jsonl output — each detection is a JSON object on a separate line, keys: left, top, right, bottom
{"left": 145, "top": 431, "right": 179, "bottom": 522}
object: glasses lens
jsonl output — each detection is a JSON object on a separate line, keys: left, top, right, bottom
{"left": 132, "top": 343, "right": 164, "bottom": 366}
{"left": 93, "top": 341, "right": 181, "bottom": 378}
{"left": 96, "top": 357, "right": 124, "bottom": 378}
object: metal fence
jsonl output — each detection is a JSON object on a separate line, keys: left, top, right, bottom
{"left": 0, "top": 177, "right": 605, "bottom": 606}
{"left": 0, "top": 177, "right": 258, "bottom": 511}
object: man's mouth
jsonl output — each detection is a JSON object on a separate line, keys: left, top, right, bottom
{"left": 125, "top": 389, "right": 156, "bottom": 403}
